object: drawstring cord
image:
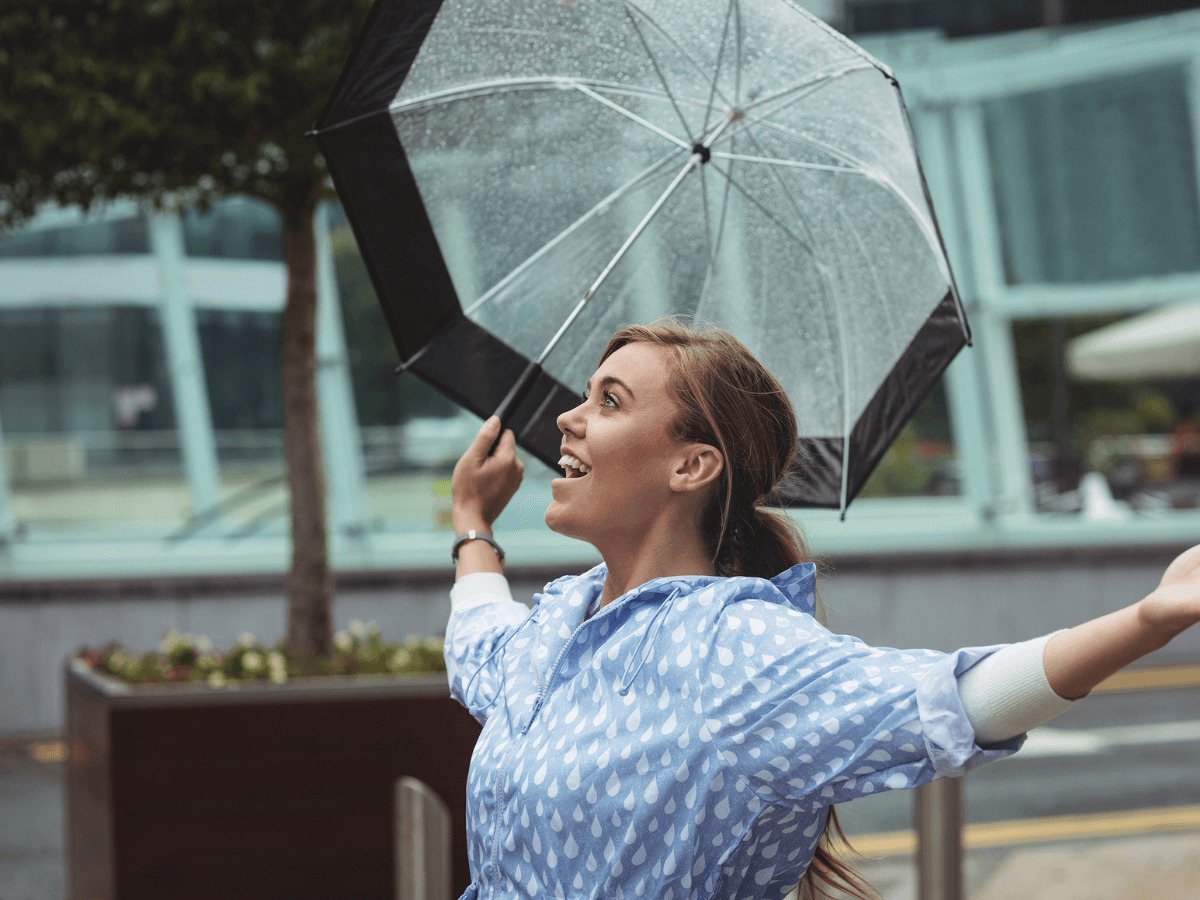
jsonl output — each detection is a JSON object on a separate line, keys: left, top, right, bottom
{"left": 617, "top": 587, "right": 680, "bottom": 694}
{"left": 460, "top": 604, "right": 537, "bottom": 729}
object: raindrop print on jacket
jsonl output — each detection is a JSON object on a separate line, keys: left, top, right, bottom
{"left": 444, "top": 562, "right": 1019, "bottom": 900}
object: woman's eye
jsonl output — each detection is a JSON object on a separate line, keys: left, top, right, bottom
{"left": 602, "top": 391, "right": 618, "bottom": 407}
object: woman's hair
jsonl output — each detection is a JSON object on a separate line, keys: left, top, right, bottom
{"left": 600, "top": 319, "right": 874, "bottom": 900}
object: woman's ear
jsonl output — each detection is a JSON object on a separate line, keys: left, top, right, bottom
{"left": 670, "top": 443, "right": 723, "bottom": 494}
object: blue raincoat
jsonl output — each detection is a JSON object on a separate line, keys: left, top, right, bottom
{"left": 445, "top": 562, "right": 1019, "bottom": 900}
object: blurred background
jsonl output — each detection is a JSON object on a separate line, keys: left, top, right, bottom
{"left": 2, "top": 2, "right": 1200, "bottom": 899}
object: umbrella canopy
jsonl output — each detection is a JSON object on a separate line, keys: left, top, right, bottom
{"left": 314, "top": 0, "right": 969, "bottom": 510}
{"left": 1067, "top": 301, "right": 1200, "bottom": 381}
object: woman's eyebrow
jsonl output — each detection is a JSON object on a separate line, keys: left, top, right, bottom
{"left": 585, "top": 375, "right": 635, "bottom": 399}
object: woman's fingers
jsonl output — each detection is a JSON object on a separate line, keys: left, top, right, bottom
{"left": 452, "top": 417, "right": 523, "bottom": 529}
{"left": 467, "top": 416, "right": 502, "bottom": 461}
{"left": 495, "top": 424, "right": 517, "bottom": 460}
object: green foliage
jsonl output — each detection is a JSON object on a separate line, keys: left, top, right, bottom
{"left": 79, "top": 624, "right": 447, "bottom": 687}
{"left": 1, "top": 0, "right": 373, "bottom": 228}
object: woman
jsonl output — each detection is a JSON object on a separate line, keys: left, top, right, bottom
{"left": 445, "top": 321, "right": 1200, "bottom": 900}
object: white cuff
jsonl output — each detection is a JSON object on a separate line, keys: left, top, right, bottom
{"left": 450, "top": 572, "right": 514, "bottom": 612}
{"left": 957, "top": 632, "right": 1081, "bottom": 746}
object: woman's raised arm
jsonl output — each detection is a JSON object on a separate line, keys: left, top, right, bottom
{"left": 450, "top": 416, "right": 524, "bottom": 580}
{"left": 1044, "top": 544, "right": 1200, "bottom": 699}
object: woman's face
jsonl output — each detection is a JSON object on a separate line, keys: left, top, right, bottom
{"left": 545, "top": 342, "right": 692, "bottom": 545}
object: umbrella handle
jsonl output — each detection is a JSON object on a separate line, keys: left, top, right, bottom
{"left": 489, "top": 360, "right": 543, "bottom": 454}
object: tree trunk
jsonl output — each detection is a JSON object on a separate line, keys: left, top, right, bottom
{"left": 282, "top": 202, "right": 332, "bottom": 672}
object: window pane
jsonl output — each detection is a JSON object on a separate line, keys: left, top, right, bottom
{"left": 984, "top": 66, "right": 1200, "bottom": 284}
{"left": 183, "top": 196, "right": 283, "bottom": 261}
{"left": 0, "top": 215, "right": 149, "bottom": 258}
{"left": 856, "top": 376, "right": 962, "bottom": 498}
{"left": 196, "top": 310, "right": 287, "bottom": 529}
{"left": 0, "top": 306, "right": 186, "bottom": 528}
{"left": 1013, "top": 314, "right": 1200, "bottom": 513}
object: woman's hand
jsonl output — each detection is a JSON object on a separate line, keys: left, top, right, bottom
{"left": 451, "top": 416, "right": 524, "bottom": 534}
{"left": 1138, "top": 544, "right": 1200, "bottom": 642}
{"left": 1044, "top": 543, "right": 1200, "bottom": 700}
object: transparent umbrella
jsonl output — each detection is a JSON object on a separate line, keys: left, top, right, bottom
{"left": 314, "top": 0, "right": 969, "bottom": 510}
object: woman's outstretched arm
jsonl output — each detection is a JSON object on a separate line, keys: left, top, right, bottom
{"left": 1043, "top": 544, "right": 1200, "bottom": 699}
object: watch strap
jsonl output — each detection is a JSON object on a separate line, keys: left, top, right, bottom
{"left": 451, "top": 530, "right": 505, "bottom": 565}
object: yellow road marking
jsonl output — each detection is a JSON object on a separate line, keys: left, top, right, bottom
{"left": 1095, "top": 664, "right": 1200, "bottom": 693}
{"left": 849, "top": 804, "right": 1200, "bottom": 858}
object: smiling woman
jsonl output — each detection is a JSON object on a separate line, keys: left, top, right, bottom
{"left": 443, "top": 320, "right": 1200, "bottom": 900}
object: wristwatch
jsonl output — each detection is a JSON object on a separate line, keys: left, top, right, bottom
{"left": 451, "top": 530, "right": 505, "bottom": 565}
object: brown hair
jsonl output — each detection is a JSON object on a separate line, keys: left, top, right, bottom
{"left": 600, "top": 319, "right": 874, "bottom": 900}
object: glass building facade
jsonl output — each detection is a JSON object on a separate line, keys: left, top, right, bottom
{"left": 1, "top": 10, "right": 1199, "bottom": 578}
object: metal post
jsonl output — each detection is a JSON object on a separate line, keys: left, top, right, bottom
{"left": 0, "top": 412, "right": 15, "bottom": 543}
{"left": 314, "top": 203, "right": 368, "bottom": 537}
{"left": 396, "top": 776, "right": 452, "bottom": 900}
{"left": 914, "top": 777, "right": 965, "bottom": 900}
{"left": 149, "top": 211, "right": 222, "bottom": 518}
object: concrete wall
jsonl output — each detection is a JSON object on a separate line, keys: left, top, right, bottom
{"left": 2, "top": 545, "right": 1197, "bottom": 737}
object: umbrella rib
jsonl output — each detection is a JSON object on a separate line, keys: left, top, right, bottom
{"left": 741, "top": 115, "right": 948, "bottom": 276}
{"left": 703, "top": 60, "right": 876, "bottom": 153}
{"left": 536, "top": 153, "right": 703, "bottom": 366}
{"left": 702, "top": 0, "right": 737, "bottom": 137}
{"left": 571, "top": 82, "right": 691, "bottom": 150}
{"left": 734, "top": 0, "right": 744, "bottom": 109}
{"left": 709, "top": 155, "right": 855, "bottom": 513}
{"left": 735, "top": 61, "right": 875, "bottom": 120}
{"left": 705, "top": 161, "right": 814, "bottom": 260}
{"left": 624, "top": 0, "right": 735, "bottom": 116}
{"left": 463, "top": 148, "right": 688, "bottom": 317}
{"left": 736, "top": 121, "right": 904, "bottom": 394}
{"left": 391, "top": 76, "right": 693, "bottom": 115}
{"left": 697, "top": 135, "right": 739, "bottom": 314}
{"left": 622, "top": 3, "right": 696, "bottom": 144}
{"left": 709, "top": 152, "right": 864, "bottom": 175}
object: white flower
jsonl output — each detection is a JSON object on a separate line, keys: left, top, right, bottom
{"left": 268, "top": 652, "right": 287, "bottom": 684}
{"left": 348, "top": 619, "right": 366, "bottom": 638}
{"left": 208, "top": 671, "right": 227, "bottom": 688}
{"left": 334, "top": 631, "right": 353, "bottom": 652}
{"left": 238, "top": 632, "right": 256, "bottom": 648}
{"left": 243, "top": 651, "right": 263, "bottom": 671}
{"left": 196, "top": 636, "right": 214, "bottom": 654}
{"left": 366, "top": 620, "right": 380, "bottom": 636}
{"left": 388, "top": 648, "right": 413, "bottom": 672}
{"left": 159, "top": 629, "right": 184, "bottom": 654}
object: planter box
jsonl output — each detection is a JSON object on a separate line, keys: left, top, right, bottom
{"left": 66, "top": 661, "right": 481, "bottom": 900}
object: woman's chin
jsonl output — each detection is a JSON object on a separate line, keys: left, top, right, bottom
{"left": 544, "top": 496, "right": 583, "bottom": 540}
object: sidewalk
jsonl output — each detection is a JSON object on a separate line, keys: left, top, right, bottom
{"left": 1, "top": 736, "right": 1197, "bottom": 900}
{"left": 839, "top": 829, "right": 1200, "bottom": 900}
{"left": 0, "top": 740, "right": 65, "bottom": 900}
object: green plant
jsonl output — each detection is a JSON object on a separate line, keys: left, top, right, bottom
{"left": 77, "top": 622, "right": 446, "bottom": 687}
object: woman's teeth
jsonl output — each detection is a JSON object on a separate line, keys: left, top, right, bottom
{"left": 557, "top": 454, "right": 591, "bottom": 477}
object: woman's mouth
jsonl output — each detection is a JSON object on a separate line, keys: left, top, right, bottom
{"left": 558, "top": 454, "right": 592, "bottom": 478}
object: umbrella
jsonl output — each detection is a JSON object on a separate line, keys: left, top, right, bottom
{"left": 1067, "top": 301, "right": 1200, "bottom": 382}
{"left": 313, "top": 0, "right": 969, "bottom": 511}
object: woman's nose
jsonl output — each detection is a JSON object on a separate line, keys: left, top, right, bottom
{"left": 557, "top": 399, "right": 586, "bottom": 436}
